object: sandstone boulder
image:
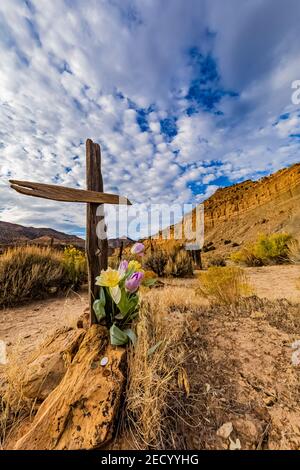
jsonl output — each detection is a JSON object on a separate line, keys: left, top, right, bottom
{"left": 15, "top": 325, "right": 126, "bottom": 450}
{"left": 22, "top": 326, "right": 86, "bottom": 402}
{"left": 76, "top": 308, "right": 90, "bottom": 330}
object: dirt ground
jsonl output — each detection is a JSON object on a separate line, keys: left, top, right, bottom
{"left": 246, "top": 265, "right": 300, "bottom": 302}
{"left": 181, "top": 297, "right": 300, "bottom": 450}
{"left": 1, "top": 265, "right": 300, "bottom": 450}
{"left": 0, "top": 288, "right": 88, "bottom": 364}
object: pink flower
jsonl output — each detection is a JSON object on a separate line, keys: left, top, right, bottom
{"left": 131, "top": 242, "right": 145, "bottom": 256}
{"left": 125, "top": 271, "right": 144, "bottom": 293}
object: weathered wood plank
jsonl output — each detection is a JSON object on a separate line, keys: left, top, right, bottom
{"left": 86, "top": 139, "right": 109, "bottom": 325}
{"left": 9, "top": 180, "right": 131, "bottom": 205}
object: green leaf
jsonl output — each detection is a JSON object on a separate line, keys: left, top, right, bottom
{"left": 93, "top": 300, "right": 106, "bottom": 322}
{"left": 110, "top": 324, "right": 129, "bottom": 346}
{"left": 99, "top": 286, "right": 106, "bottom": 304}
{"left": 117, "top": 290, "right": 139, "bottom": 317}
{"left": 124, "top": 328, "right": 137, "bottom": 346}
{"left": 93, "top": 287, "right": 106, "bottom": 322}
{"left": 147, "top": 340, "right": 163, "bottom": 357}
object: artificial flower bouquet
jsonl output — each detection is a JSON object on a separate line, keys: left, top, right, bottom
{"left": 93, "top": 242, "right": 156, "bottom": 346}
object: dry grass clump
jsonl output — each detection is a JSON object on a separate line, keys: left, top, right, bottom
{"left": 0, "top": 345, "right": 35, "bottom": 448}
{"left": 288, "top": 239, "right": 300, "bottom": 264}
{"left": 196, "top": 266, "right": 252, "bottom": 305}
{"left": 144, "top": 281, "right": 207, "bottom": 314}
{"left": 122, "top": 295, "right": 200, "bottom": 449}
{"left": 0, "top": 245, "right": 86, "bottom": 308}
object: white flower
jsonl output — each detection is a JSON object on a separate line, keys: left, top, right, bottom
{"left": 109, "top": 285, "right": 121, "bottom": 304}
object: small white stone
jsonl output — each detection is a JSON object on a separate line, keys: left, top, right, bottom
{"left": 292, "top": 349, "right": 300, "bottom": 366}
{"left": 229, "top": 437, "right": 241, "bottom": 450}
{"left": 100, "top": 357, "right": 109, "bottom": 366}
{"left": 217, "top": 422, "right": 233, "bottom": 439}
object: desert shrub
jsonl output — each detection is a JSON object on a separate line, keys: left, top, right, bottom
{"left": 202, "top": 243, "right": 216, "bottom": 253}
{"left": 207, "top": 256, "right": 226, "bottom": 267}
{"left": 288, "top": 239, "right": 300, "bottom": 264}
{"left": 230, "top": 246, "right": 263, "bottom": 267}
{"left": 143, "top": 249, "right": 168, "bottom": 277}
{"left": 231, "top": 233, "right": 293, "bottom": 266}
{"left": 254, "top": 233, "right": 292, "bottom": 263}
{"left": 143, "top": 246, "right": 193, "bottom": 278}
{"left": 108, "top": 254, "right": 119, "bottom": 269}
{"left": 0, "top": 246, "right": 86, "bottom": 308}
{"left": 62, "top": 246, "right": 87, "bottom": 289}
{"left": 164, "top": 248, "right": 193, "bottom": 278}
{"left": 196, "top": 266, "right": 251, "bottom": 304}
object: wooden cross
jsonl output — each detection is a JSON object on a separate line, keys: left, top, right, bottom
{"left": 9, "top": 139, "right": 131, "bottom": 325}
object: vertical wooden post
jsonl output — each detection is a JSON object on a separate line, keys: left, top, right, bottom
{"left": 118, "top": 241, "right": 124, "bottom": 262}
{"left": 86, "top": 139, "right": 108, "bottom": 325}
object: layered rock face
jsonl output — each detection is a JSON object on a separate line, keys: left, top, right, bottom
{"left": 203, "top": 163, "right": 300, "bottom": 229}
{"left": 154, "top": 163, "right": 300, "bottom": 254}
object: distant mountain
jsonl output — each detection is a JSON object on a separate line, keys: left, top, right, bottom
{"left": 153, "top": 162, "right": 300, "bottom": 258}
{"left": 0, "top": 221, "right": 85, "bottom": 248}
{"left": 0, "top": 221, "right": 135, "bottom": 252}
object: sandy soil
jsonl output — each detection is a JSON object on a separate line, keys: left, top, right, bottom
{"left": 1, "top": 265, "right": 300, "bottom": 450}
{"left": 183, "top": 300, "right": 300, "bottom": 450}
{"left": 0, "top": 288, "right": 88, "bottom": 363}
{"left": 246, "top": 265, "right": 300, "bottom": 302}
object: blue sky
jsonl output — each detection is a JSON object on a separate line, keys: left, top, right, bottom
{"left": 0, "top": 0, "right": 300, "bottom": 237}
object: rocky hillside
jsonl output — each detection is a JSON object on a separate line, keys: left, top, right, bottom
{"left": 0, "top": 221, "right": 134, "bottom": 252}
{"left": 156, "top": 163, "right": 300, "bottom": 257}
{"left": 0, "top": 221, "right": 84, "bottom": 247}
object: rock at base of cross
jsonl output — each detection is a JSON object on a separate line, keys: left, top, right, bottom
{"left": 14, "top": 325, "right": 126, "bottom": 450}
{"left": 21, "top": 327, "right": 86, "bottom": 403}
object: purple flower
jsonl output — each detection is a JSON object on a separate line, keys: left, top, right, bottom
{"left": 125, "top": 271, "right": 144, "bottom": 293}
{"left": 131, "top": 242, "right": 145, "bottom": 256}
{"left": 118, "top": 260, "right": 128, "bottom": 277}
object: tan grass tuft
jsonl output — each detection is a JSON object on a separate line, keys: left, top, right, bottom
{"left": 121, "top": 293, "right": 201, "bottom": 449}
{"left": 196, "top": 266, "right": 252, "bottom": 305}
{"left": 0, "top": 342, "right": 35, "bottom": 448}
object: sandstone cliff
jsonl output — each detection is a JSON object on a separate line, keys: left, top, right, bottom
{"left": 154, "top": 163, "right": 300, "bottom": 256}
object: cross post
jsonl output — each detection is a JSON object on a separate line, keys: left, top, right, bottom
{"left": 9, "top": 138, "right": 131, "bottom": 326}
{"left": 85, "top": 139, "right": 108, "bottom": 324}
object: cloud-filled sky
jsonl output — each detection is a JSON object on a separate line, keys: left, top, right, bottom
{"left": 0, "top": 0, "right": 300, "bottom": 238}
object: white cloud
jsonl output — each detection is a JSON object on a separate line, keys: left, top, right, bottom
{"left": 0, "top": 0, "right": 299, "bottom": 237}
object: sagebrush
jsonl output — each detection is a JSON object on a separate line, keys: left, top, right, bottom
{"left": 207, "top": 256, "right": 226, "bottom": 267}
{"left": 143, "top": 245, "right": 193, "bottom": 278}
{"left": 0, "top": 245, "right": 86, "bottom": 308}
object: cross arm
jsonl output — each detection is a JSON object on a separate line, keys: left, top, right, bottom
{"left": 9, "top": 180, "right": 132, "bottom": 205}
